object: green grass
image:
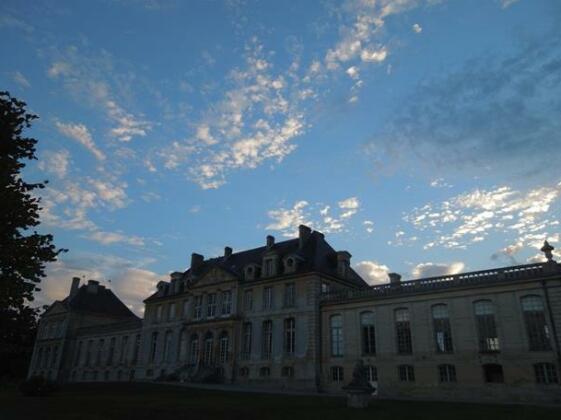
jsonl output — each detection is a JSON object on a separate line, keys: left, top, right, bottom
{"left": 1, "top": 382, "right": 560, "bottom": 420}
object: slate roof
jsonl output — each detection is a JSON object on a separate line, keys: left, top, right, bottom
{"left": 145, "top": 229, "right": 368, "bottom": 302}
{"left": 59, "top": 284, "right": 139, "bottom": 319}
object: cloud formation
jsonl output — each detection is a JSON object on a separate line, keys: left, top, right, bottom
{"left": 411, "top": 261, "right": 465, "bottom": 279}
{"left": 354, "top": 260, "right": 390, "bottom": 285}
{"left": 56, "top": 121, "right": 106, "bottom": 161}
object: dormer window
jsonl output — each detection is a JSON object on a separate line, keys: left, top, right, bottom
{"left": 245, "top": 265, "right": 256, "bottom": 280}
{"left": 284, "top": 256, "right": 297, "bottom": 274}
{"left": 264, "top": 259, "right": 274, "bottom": 276}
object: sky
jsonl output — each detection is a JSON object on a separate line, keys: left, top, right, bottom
{"left": 2, "top": 0, "right": 561, "bottom": 315}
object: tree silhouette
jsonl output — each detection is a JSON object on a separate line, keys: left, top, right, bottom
{"left": 0, "top": 91, "right": 66, "bottom": 380}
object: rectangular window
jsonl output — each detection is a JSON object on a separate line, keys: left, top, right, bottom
{"left": 132, "top": 334, "right": 141, "bottom": 365}
{"left": 120, "top": 336, "right": 129, "bottom": 363}
{"left": 262, "top": 320, "right": 273, "bottom": 359}
{"left": 219, "top": 334, "right": 229, "bottom": 363}
{"left": 331, "top": 366, "right": 344, "bottom": 382}
{"left": 264, "top": 259, "right": 274, "bottom": 276}
{"left": 395, "top": 309, "right": 412, "bottom": 354}
{"left": 51, "top": 345, "right": 59, "bottom": 368}
{"left": 221, "top": 291, "right": 232, "bottom": 315}
{"left": 330, "top": 315, "right": 344, "bottom": 357}
{"left": 438, "top": 364, "right": 457, "bottom": 383}
{"left": 156, "top": 305, "right": 163, "bottom": 323}
{"left": 263, "top": 287, "right": 273, "bottom": 310}
{"left": 168, "top": 302, "right": 176, "bottom": 321}
{"left": 150, "top": 332, "right": 158, "bottom": 363}
{"left": 534, "top": 363, "right": 559, "bottom": 384}
{"left": 96, "top": 339, "right": 104, "bottom": 366}
{"left": 207, "top": 293, "right": 217, "bottom": 318}
{"left": 284, "top": 318, "right": 296, "bottom": 356}
{"left": 432, "top": 305, "right": 453, "bottom": 353}
{"left": 522, "top": 296, "right": 552, "bottom": 351}
{"left": 244, "top": 290, "right": 253, "bottom": 312}
{"left": 398, "top": 365, "right": 415, "bottom": 382}
{"left": 474, "top": 301, "right": 500, "bottom": 353}
{"left": 483, "top": 363, "right": 504, "bottom": 383}
{"left": 284, "top": 283, "right": 295, "bottom": 307}
{"left": 107, "top": 337, "right": 116, "bottom": 366}
{"left": 366, "top": 365, "right": 377, "bottom": 382}
{"left": 182, "top": 299, "right": 189, "bottom": 318}
{"left": 242, "top": 323, "right": 252, "bottom": 360}
{"left": 193, "top": 295, "right": 203, "bottom": 320}
{"left": 361, "top": 312, "right": 376, "bottom": 355}
{"left": 282, "top": 366, "right": 294, "bottom": 377}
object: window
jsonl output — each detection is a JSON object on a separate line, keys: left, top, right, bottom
{"left": 150, "top": 332, "right": 158, "bottom": 363}
{"left": 244, "top": 290, "right": 253, "bottom": 312}
{"left": 331, "top": 366, "right": 344, "bottom": 382}
{"left": 182, "top": 300, "right": 189, "bottom": 318}
{"left": 521, "top": 296, "right": 551, "bottom": 351}
{"left": 395, "top": 308, "right": 412, "bottom": 354}
{"left": 178, "top": 329, "right": 188, "bottom": 362}
{"left": 438, "top": 364, "right": 457, "bottom": 383}
{"left": 321, "top": 282, "right": 330, "bottom": 293}
{"left": 365, "top": 365, "right": 377, "bottom": 382}
{"left": 96, "top": 339, "right": 104, "bottom": 366}
{"left": 284, "top": 318, "right": 296, "bottom": 356}
{"left": 120, "top": 336, "right": 129, "bottom": 363}
{"left": 285, "top": 258, "right": 295, "bottom": 273}
{"left": 398, "top": 365, "right": 415, "bottom": 382}
{"left": 239, "top": 367, "right": 249, "bottom": 377}
{"left": 51, "top": 345, "right": 59, "bottom": 368}
{"left": 189, "top": 334, "right": 199, "bottom": 364}
{"left": 221, "top": 291, "right": 232, "bottom": 315}
{"left": 74, "top": 342, "right": 82, "bottom": 367}
{"left": 474, "top": 301, "right": 500, "bottom": 352}
{"left": 483, "top": 363, "right": 504, "bottom": 383}
{"left": 156, "top": 305, "right": 163, "bottom": 322}
{"left": 242, "top": 322, "right": 252, "bottom": 360}
{"left": 264, "top": 259, "right": 274, "bottom": 277}
{"left": 245, "top": 266, "right": 255, "bottom": 280}
{"left": 284, "top": 283, "right": 295, "bottom": 307}
{"left": 432, "top": 304, "right": 453, "bottom": 353}
{"left": 361, "top": 311, "right": 376, "bottom": 355}
{"left": 219, "top": 332, "right": 229, "bottom": 363}
{"left": 132, "top": 334, "right": 141, "bottom": 365}
{"left": 164, "top": 330, "right": 173, "bottom": 362}
{"left": 534, "top": 363, "right": 559, "bottom": 384}
{"left": 262, "top": 320, "right": 273, "bottom": 359}
{"left": 330, "top": 315, "right": 344, "bottom": 357}
{"left": 107, "top": 337, "right": 116, "bottom": 366}
{"left": 282, "top": 366, "right": 294, "bottom": 377}
{"left": 193, "top": 295, "right": 203, "bottom": 320}
{"left": 259, "top": 367, "right": 271, "bottom": 377}
{"left": 207, "top": 293, "right": 217, "bottom": 318}
{"left": 203, "top": 332, "right": 213, "bottom": 366}
{"left": 263, "top": 287, "right": 273, "bottom": 310}
{"left": 168, "top": 302, "right": 176, "bottom": 321}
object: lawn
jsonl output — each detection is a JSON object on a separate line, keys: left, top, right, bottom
{"left": 1, "top": 382, "right": 560, "bottom": 420}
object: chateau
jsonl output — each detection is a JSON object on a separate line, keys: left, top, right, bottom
{"left": 28, "top": 226, "right": 561, "bottom": 404}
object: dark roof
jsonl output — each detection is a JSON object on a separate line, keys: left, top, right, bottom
{"left": 145, "top": 230, "right": 368, "bottom": 302}
{"left": 60, "top": 284, "right": 139, "bottom": 319}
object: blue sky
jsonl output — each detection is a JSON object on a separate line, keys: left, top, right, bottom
{"left": 2, "top": 0, "right": 561, "bottom": 314}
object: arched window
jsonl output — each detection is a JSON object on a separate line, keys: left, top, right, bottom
{"left": 521, "top": 296, "right": 551, "bottom": 351}
{"left": 219, "top": 332, "right": 229, "bottom": 363}
{"left": 395, "top": 308, "right": 412, "bottom": 354}
{"left": 203, "top": 332, "right": 213, "bottom": 366}
{"left": 189, "top": 334, "right": 199, "bottom": 364}
{"left": 474, "top": 300, "right": 500, "bottom": 352}
{"left": 178, "top": 329, "right": 188, "bottom": 362}
{"left": 360, "top": 311, "right": 376, "bottom": 355}
{"left": 330, "top": 315, "right": 343, "bottom": 357}
{"left": 432, "top": 304, "right": 453, "bottom": 353}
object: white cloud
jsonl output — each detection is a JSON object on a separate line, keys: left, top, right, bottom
{"left": 363, "top": 220, "right": 374, "bottom": 233}
{"left": 38, "top": 149, "right": 70, "bottom": 179}
{"left": 354, "top": 260, "right": 390, "bottom": 285}
{"left": 266, "top": 200, "right": 310, "bottom": 236}
{"left": 55, "top": 121, "right": 106, "bottom": 161}
{"left": 411, "top": 261, "right": 465, "bottom": 279}
{"left": 87, "top": 231, "right": 145, "bottom": 247}
{"left": 412, "top": 23, "right": 422, "bottom": 33}
{"left": 12, "top": 71, "right": 31, "bottom": 88}
{"left": 500, "top": 0, "right": 520, "bottom": 9}
{"left": 430, "top": 178, "right": 453, "bottom": 188}
{"left": 106, "top": 100, "right": 152, "bottom": 142}
{"left": 360, "top": 47, "right": 388, "bottom": 63}
{"left": 88, "top": 179, "right": 128, "bottom": 209}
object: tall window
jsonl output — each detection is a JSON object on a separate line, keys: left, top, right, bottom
{"left": 263, "top": 287, "right": 273, "bottom": 310}
{"left": 96, "top": 339, "right": 104, "bottom": 366}
{"left": 150, "top": 332, "right": 158, "bottom": 363}
{"left": 330, "top": 314, "right": 344, "bottom": 357}
{"left": 51, "top": 345, "right": 59, "bottom": 368}
{"left": 242, "top": 322, "right": 252, "bottom": 360}
{"left": 284, "top": 283, "right": 295, "bottom": 307}
{"left": 168, "top": 302, "right": 176, "bottom": 321}
{"left": 120, "top": 336, "right": 129, "bottom": 363}
{"left": 262, "top": 320, "right": 273, "bottom": 359}
{"left": 244, "top": 290, "right": 253, "bottom": 312}
{"left": 107, "top": 337, "right": 116, "bottom": 365}
{"left": 361, "top": 311, "right": 376, "bottom": 355}
{"left": 221, "top": 291, "right": 232, "bottom": 315}
{"left": 264, "top": 259, "right": 274, "bottom": 276}
{"left": 193, "top": 295, "right": 203, "bottom": 320}
{"left": 398, "top": 365, "right": 415, "bottom": 382}
{"left": 438, "top": 364, "right": 457, "bottom": 383}
{"left": 483, "top": 363, "right": 504, "bottom": 383}
{"left": 164, "top": 331, "right": 173, "bottom": 362}
{"left": 474, "top": 300, "right": 500, "bottom": 352}
{"left": 284, "top": 318, "right": 296, "bottom": 356}
{"left": 534, "top": 363, "right": 559, "bottom": 384}
{"left": 178, "top": 329, "right": 188, "bottom": 362}
{"left": 395, "top": 308, "right": 412, "bottom": 354}
{"left": 521, "top": 296, "right": 551, "bottom": 351}
{"left": 432, "top": 304, "right": 453, "bottom": 353}
{"left": 331, "top": 366, "right": 344, "bottom": 382}
{"left": 74, "top": 342, "right": 82, "bottom": 367}
{"left": 189, "top": 334, "right": 199, "bottom": 364}
{"left": 207, "top": 293, "right": 217, "bottom": 318}
{"left": 86, "top": 340, "right": 93, "bottom": 366}
{"left": 203, "top": 332, "right": 213, "bottom": 366}
{"left": 182, "top": 300, "right": 189, "bottom": 318}
{"left": 219, "top": 332, "right": 229, "bottom": 363}
{"left": 156, "top": 305, "right": 163, "bottom": 322}
{"left": 366, "top": 365, "right": 377, "bottom": 383}
{"left": 132, "top": 334, "right": 141, "bottom": 365}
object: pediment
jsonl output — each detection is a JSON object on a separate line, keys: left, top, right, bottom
{"left": 194, "top": 267, "right": 238, "bottom": 287}
{"left": 43, "top": 301, "right": 68, "bottom": 316}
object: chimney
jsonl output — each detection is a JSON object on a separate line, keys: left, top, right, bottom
{"left": 191, "top": 253, "right": 204, "bottom": 272}
{"left": 336, "top": 251, "right": 351, "bottom": 278}
{"left": 299, "top": 225, "right": 312, "bottom": 249}
{"left": 70, "top": 277, "right": 80, "bottom": 299}
{"left": 86, "top": 280, "right": 99, "bottom": 294}
{"left": 389, "top": 272, "right": 402, "bottom": 285}
{"left": 224, "top": 246, "right": 233, "bottom": 258}
{"left": 266, "top": 235, "right": 275, "bottom": 249}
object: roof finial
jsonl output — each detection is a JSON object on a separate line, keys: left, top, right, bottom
{"left": 541, "top": 240, "right": 555, "bottom": 262}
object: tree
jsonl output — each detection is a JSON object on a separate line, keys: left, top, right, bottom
{"left": 0, "top": 91, "right": 65, "bottom": 380}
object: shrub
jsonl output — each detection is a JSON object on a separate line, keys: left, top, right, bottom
{"left": 19, "top": 376, "right": 58, "bottom": 397}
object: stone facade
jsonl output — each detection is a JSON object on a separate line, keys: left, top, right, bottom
{"left": 28, "top": 227, "right": 561, "bottom": 404}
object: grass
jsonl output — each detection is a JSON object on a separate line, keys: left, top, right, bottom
{"left": 1, "top": 382, "right": 560, "bottom": 420}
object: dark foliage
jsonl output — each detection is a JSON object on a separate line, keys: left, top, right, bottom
{"left": 0, "top": 91, "right": 66, "bottom": 380}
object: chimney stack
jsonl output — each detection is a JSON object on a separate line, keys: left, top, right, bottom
{"left": 299, "top": 225, "right": 312, "bottom": 249}
{"left": 336, "top": 251, "right": 352, "bottom": 278}
{"left": 191, "top": 253, "right": 204, "bottom": 272}
{"left": 70, "top": 277, "right": 80, "bottom": 299}
{"left": 389, "top": 272, "right": 402, "bottom": 285}
{"left": 266, "top": 235, "right": 275, "bottom": 249}
{"left": 86, "top": 280, "right": 99, "bottom": 294}
{"left": 224, "top": 246, "right": 233, "bottom": 258}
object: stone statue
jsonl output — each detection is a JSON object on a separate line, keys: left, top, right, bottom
{"left": 541, "top": 241, "right": 555, "bottom": 262}
{"left": 343, "top": 360, "right": 375, "bottom": 408}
